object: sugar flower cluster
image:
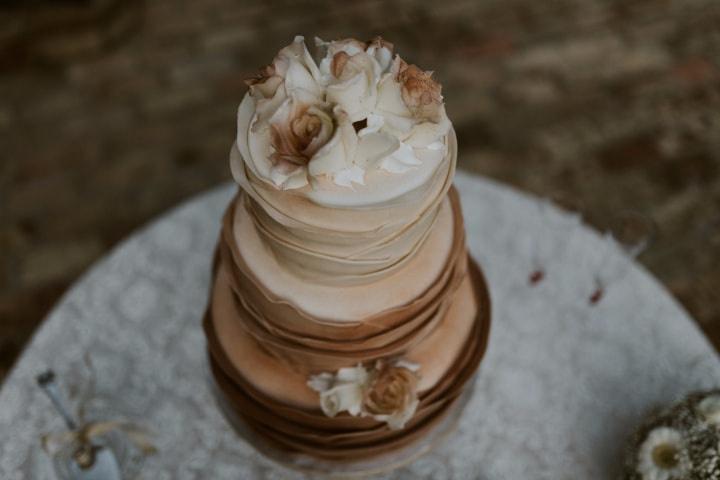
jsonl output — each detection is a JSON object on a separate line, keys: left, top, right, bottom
{"left": 237, "top": 36, "right": 450, "bottom": 190}
{"left": 308, "top": 359, "right": 421, "bottom": 430}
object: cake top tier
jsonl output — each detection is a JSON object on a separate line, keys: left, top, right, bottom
{"left": 232, "top": 36, "right": 452, "bottom": 208}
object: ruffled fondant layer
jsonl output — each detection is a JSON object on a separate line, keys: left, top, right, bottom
{"left": 229, "top": 129, "right": 457, "bottom": 285}
{"left": 204, "top": 256, "right": 490, "bottom": 461}
{"left": 214, "top": 187, "right": 469, "bottom": 376}
{"left": 204, "top": 111, "right": 491, "bottom": 462}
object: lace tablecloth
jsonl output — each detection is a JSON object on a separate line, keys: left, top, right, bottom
{"left": 1, "top": 171, "right": 718, "bottom": 479}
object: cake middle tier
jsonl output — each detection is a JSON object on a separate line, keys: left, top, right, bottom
{"left": 212, "top": 183, "right": 470, "bottom": 376}
{"left": 226, "top": 187, "right": 463, "bottom": 325}
{"left": 229, "top": 129, "right": 457, "bottom": 286}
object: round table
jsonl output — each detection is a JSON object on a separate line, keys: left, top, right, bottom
{"left": 1, "top": 171, "right": 718, "bottom": 479}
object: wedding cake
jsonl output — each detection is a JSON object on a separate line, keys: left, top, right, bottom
{"left": 203, "top": 35, "right": 491, "bottom": 473}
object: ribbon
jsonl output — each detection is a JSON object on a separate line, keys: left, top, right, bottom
{"left": 41, "top": 421, "right": 157, "bottom": 458}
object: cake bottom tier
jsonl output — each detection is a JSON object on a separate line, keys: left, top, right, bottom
{"left": 211, "top": 364, "right": 478, "bottom": 477}
{"left": 204, "top": 258, "right": 491, "bottom": 474}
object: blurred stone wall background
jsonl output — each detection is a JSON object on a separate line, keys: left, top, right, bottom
{"left": 1, "top": 0, "right": 719, "bottom": 379}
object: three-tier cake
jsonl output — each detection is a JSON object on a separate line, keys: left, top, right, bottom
{"left": 203, "top": 36, "right": 491, "bottom": 474}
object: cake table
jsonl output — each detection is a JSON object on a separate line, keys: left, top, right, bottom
{"left": 1, "top": 171, "right": 718, "bottom": 479}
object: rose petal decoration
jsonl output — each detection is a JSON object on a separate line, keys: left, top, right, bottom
{"left": 363, "top": 362, "right": 420, "bottom": 430}
{"left": 269, "top": 99, "right": 334, "bottom": 168}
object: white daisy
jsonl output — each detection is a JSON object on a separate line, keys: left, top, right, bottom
{"left": 637, "top": 427, "right": 690, "bottom": 480}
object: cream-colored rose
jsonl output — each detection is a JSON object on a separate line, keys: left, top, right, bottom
{"left": 308, "top": 365, "right": 369, "bottom": 418}
{"left": 396, "top": 57, "right": 443, "bottom": 121}
{"left": 363, "top": 362, "right": 420, "bottom": 430}
{"left": 327, "top": 50, "right": 378, "bottom": 122}
{"left": 319, "top": 383, "right": 364, "bottom": 417}
{"left": 273, "top": 36, "right": 324, "bottom": 100}
{"left": 236, "top": 36, "right": 328, "bottom": 189}
{"left": 316, "top": 37, "right": 392, "bottom": 123}
{"left": 374, "top": 56, "right": 450, "bottom": 145}
{"left": 308, "top": 106, "right": 358, "bottom": 179}
{"left": 246, "top": 36, "right": 323, "bottom": 107}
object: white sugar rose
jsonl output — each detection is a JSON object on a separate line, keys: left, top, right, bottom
{"left": 308, "top": 365, "right": 368, "bottom": 418}
{"left": 317, "top": 37, "right": 393, "bottom": 123}
{"left": 268, "top": 99, "right": 334, "bottom": 186}
{"left": 362, "top": 55, "right": 450, "bottom": 174}
{"left": 308, "top": 106, "right": 363, "bottom": 184}
{"left": 237, "top": 36, "right": 329, "bottom": 189}
{"left": 375, "top": 56, "right": 450, "bottom": 146}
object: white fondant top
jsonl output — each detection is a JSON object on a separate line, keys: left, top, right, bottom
{"left": 232, "top": 35, "right": 452, "bottom": 208}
